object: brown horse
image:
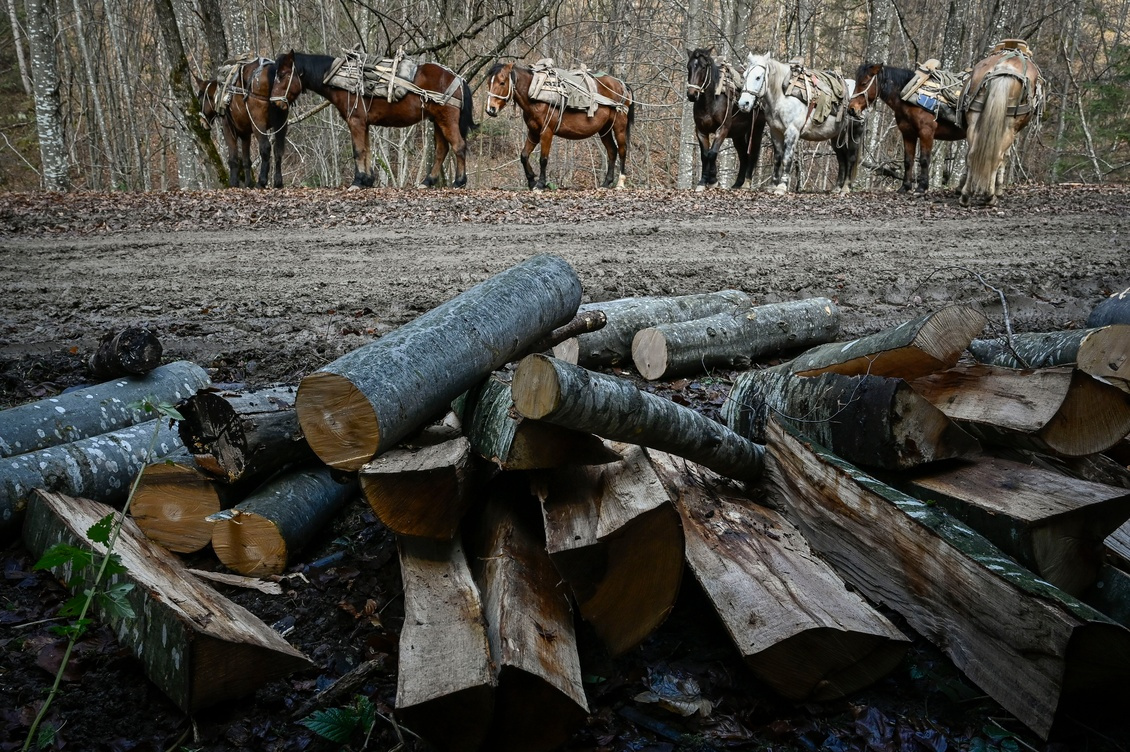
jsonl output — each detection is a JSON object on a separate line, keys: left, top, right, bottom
{"left": 686, "top": 47, "right": 767, "bottom": 190}
{"left": 959, "top": 44, "right": 1043, "bottom": 206}
{"left": 484, "top": 61, "right": 634, "bottom": 190}
{"left": 848, "top": 63, "right": 965, "bottom": 193}
{"left": 196, "top": 59, "right": 289, "bottom": 188}
{"left": 270, "top": 50, "right": 476, "bottom": 188}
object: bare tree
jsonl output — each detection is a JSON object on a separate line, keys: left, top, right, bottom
{"left": 25, "top": 0, "right": 69, "bottom": 190}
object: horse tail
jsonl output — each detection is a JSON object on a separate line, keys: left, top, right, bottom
{"left": 459, "top": 78, "right": 478, "bottom": 138}
{"left": 625, "top": 83, "right": 636, "bottom": 153}
{"left": 966, "top": 74, "right": 1014, "bottom": 200}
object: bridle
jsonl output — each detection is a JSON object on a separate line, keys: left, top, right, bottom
{"left": 270, "top": 62, "right": 297, "bottom": 106}
{"left": 740, "top": 61, "right": 767, "bottom": 104}
{"left": 686, "top": 57, "right": 713, "bottom": 101}
{"left": 486, "top": 68, "right": 514, "bottom": 111}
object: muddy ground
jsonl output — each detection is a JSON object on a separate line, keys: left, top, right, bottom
{"left": 1, "top": 184, "right": 1129, "bottom": 751}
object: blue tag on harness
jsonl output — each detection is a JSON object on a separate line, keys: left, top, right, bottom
{"left": 915, "top": 93, "right": 940, "bottom": 113}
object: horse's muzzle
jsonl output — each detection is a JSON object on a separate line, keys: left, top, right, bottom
{"left": 737, "top": 95, "right": 755, "bottom": 113}
{"left": 485, "top": 105, "right": 499, "bottom": 117}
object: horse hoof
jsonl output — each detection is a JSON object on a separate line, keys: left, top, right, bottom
{"left": 772, "top": 186, "right": 787, "bottom": 196}
{"left": 695, "top": 184, "right": 706, "bottom": 193}
{"left": 616, "top": 176, "right": 626, "bottom": 191}
{"left": 347, "top": 184, "right": 362, "bottom": 192}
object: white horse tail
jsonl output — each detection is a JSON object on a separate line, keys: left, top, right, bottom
{"left": 966, "top": 74, "right": 1015, "bottom": 201}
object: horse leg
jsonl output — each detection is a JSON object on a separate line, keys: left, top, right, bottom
{"left": 696, "top": 130, "right": 713, "bottom": 190}
{"left": 898, "top": 132, "right": 916, "bottom": 193}
{"left": 536, "top": 130, "right": 553, "bottom": 190}
{"left": 256, "top": 133, "right": 271, "bottom": 188}
{"left": 239, "top": 135, "right": 253, "bottom": 188}
{"left": 731, "top": 143, "right": 749, "bottom": 190}
{"left": 437, "top": 115, "right": 469, "bottom": 189}
{"left": 615, "top": 117, "right": 629, "bottom": 190}
{"left": 520, "top": 131, "right": 538, "bottom": 189}
{"left": 600, "top": 130, "right": 618, "bottom": 188}
{"left": 916, "top": 130, "right": 935, "bottom": 193}
{"left": 348, "top": 117, "right": 374, "bottom": 188}
{"left": 423, "top": 123, "right": 451, "bottom": 188}
{"left": 223, "top": 124, "right": 240, "bottom": 188}
{"left": 272, "top": 127, "right": 287, "bottom": 189}
{"left": 774, "top": 128, "right": 798, "bottom": 194}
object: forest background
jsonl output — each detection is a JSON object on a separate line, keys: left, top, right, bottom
{"left": 1, "top": 0, "right": 1127, "bottom": 194}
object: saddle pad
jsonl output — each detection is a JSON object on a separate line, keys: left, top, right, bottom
{"left": 784, "top": 66, "right": 847, "bottom": 125}
{"left": 324, "top": 49, "right": 419, "bottom": 101}
{"left": 528, "top": 65, "right": 601, "bottom": 115}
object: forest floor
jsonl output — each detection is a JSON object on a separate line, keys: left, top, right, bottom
{"left": 1, "top": 184, "right": 1129, "bottom": 752}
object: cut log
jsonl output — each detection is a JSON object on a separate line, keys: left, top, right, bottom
{"left": 23, "top": 491, "right": 312, "bottom": 713}
{"left": 1, "top": 419, "right": 182, "bottom": 541}
{"left": 1083, "top": 564, "right": 1130, "bottom": 628}
{"left": 969, "top": 325, "right": 1130, "bottom": 393}
{"left": 722, "top": 370, "right": 978, "bottom": 469}
{"left": 1087, "top": 286, "right": 1130, "bottom": 328}
{"left": 0, "top": 359, "right": 209, "bottom": 458}
{"left": 551, "top": 290, "right": 753, "bottom": 367}
{"left": 912, "top": 364, "right": 1130, "bottom": 456}
{"left": 88, "top": 326, "right": 163, "bottom": 379}
{"left": 1108, "top": 521, "right": 1130, "bottom": 571}
{"left": 211, "top": 466, "right": 357, "bottom": 576}
{"left": 535, "top": 442, "right": 683, "bottom": 655}
{"left": 473, "top": 489, "right": 588, "bottom": 752}
{"left": 512, "top": 354, "right": 764, "bottom": 482}
{"left": 652, "top": 450, "right": 909, "bottom": 701}
{"left": 462, "top": 375, "right": 621, "bottom": 471}
{"left": 396, "top": 535, "right": 495, "bottom": 752}
{"left": 632, "top": 297, "right": 840, "bottom": 380}
{"left": 296, "top": 254, "right": 582, "bottom": 471}
{"left": 766, "top": 417, "right": 1130, "bottom": 739}
{"left": 526, "top": 309, "right": 607, "bottom": 355}
{"left": 902, "top": 456, "right": 1130, "bottom": 596}
{"left": 177, "top": 385, "right": 314, "bottom": 484}
{"left": 131, "top": 451, "right": 245, "bottom": 554}
{"left": 778, "top": 305, "right": 986, "bottom": 379}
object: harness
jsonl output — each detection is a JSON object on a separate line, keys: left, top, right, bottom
{"left": 960, "top": 45, "right": 1045, "bottom": 121}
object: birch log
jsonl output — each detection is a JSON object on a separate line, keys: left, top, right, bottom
{"left": 296, "top": 254, "right": 582, "bottom": 471}
{"left": 969, "top": 326, "right": 1130, "bottom": 393}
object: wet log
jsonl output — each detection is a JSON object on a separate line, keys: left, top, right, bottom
{"left": 1, "top": 419, "right": 182, "bottom": 541}
{"left": 723, "top": 370, "right": 978, "bottom": 469}
{"left": 526, "top": 309, "right": 607, "bottom": 354}
{"left": 396, "top": 535, "right": 495, "bottom": 752}
{"left": 177, "top": 385, "right": 314, "bottom": 484}
{"left": 535, "top": 442, "right": 683, "bottom": 655}
{"left": 766, "top": 417, "right": 1130, "bottom": 739}
{"left": 632, "top": 297, "right": 840, "bottom": 380}
{"left": 653, "top": 450, "right": 909, "bottom": 701}
{"left": 23, "top": 490, "right": 312, "bottom": 712}
{"left": 1083, "top": 564, "right": 1130, "bottom": 628}
{"left": 912, "top": 365, "right": 1130, "bottom": 456}
{"left": 1087, "top": 286, "right": 1130, "bottom": 328}
{"left": 512, "top": 354, "right": 764, "bottom": 482}
{"left": 296, "top": 254, "right": 582, "bottom": 471}
{"left": 969, "top": 325, "right": 1130, "bottom": 394}
{"left": 778, "top": 305, "right": 986, "bottom": 380}
{"left": 551, "top": 290, "right": 753, "bottom": 367}
{"left": 0, "top": 359, "right": 208, "bottom": 458}
{"left": 211, "top": 466, "right": 357, "bottom": 576}
{"left": 88, "top": 327, "right": 163, "bottom": 379}
{"left": 903, "top": 456, "right": 1130, "bottom": 596}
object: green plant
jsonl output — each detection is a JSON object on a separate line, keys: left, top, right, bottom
{"left": 300, "top": 695, "right": 377, "bottom": 747}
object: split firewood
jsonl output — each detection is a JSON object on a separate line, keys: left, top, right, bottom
{"left": 1083, "top": 564, "right": 1130, "bottom": 628}
{"left": 912, "top": 364, "right": 1130, "bottom": 456}
{"left": 177, "top": 385, "right": 314, "bottom": 483}
{"left": 631, "top": 297, "right": 840, "bottom": 380}
{"left": 723, "top": 370, "right": 978, "bottom": 469}
{"left": 651, "top": 450, "right": 909, "bottom": 702}
{"left": 1087, "top": 286, "right": 1130, "bottom": 328}
{"left": 969, "top": 325, "right": 1130, "bottom": 393}
{"left": 211, "top": 466, "right": 357, "bottom": 576}
{"left": 296, "top": 254, "right": 582, "bottom": 471}
{"left": 1, "top": 419, "right": 182, "bottom": 541}
{"left": 534, "top": 443, "right": 683, "bottom": 655}
{"left": 88, "top": 326, "right": 163, "bottom": 379}
{"left": 0, "top": 359, "right": 208, "bottom": 458}
{"left": 551, "top": 289, "right": 753, "bottom": 367}
{"left": 512, "top": 354, "right": 763, "bottom": 482}
{"left": 396, "top": 536, "right": 495, "bottom": 752}
{"left": 187, "top": 568, "right": 284, "bottom": 594}
{"left": 1108, "top": 522, "right": 1130, "bottom": 571}
{"left": 902, "top": 456, "right": 1130, "bottom": 596}
{"left": 766, "top": 417, "right": 1130, "bottom": 740}
{"left": 24, "top": 491, "right": 312, "bottom": 712}
{"left": 525, "top": 309, "right": 607, "bottom": 355}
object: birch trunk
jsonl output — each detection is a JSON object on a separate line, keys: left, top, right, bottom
{"left": 25, "top": 0, "right": 69, "bottom": 191}
{"left": 6, "top": 0, "right": 32, "bottom": 94}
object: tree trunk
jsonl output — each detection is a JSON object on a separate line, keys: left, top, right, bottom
{"left": 221, "top": 0, "right": 250, "bottom": 56}
{"left": 131, "top": 451, "right": 244, "bottom": 554}
{"left": 69, "top": 0, "right": 115, "bottom": 188}
{"left": 24, "top": 491, "right": 313, "bottom": 713}
{"left": 968, "top": 326, "right": 1130, "bottom": 393}
{"left": 535, "top": 443, "right": 683, "bottom": 655}
{"left": 766, "top": 417, "right": 1130, "bottom": 740}
{"left": 6, "top": 0, "right": 32, "bottom": 94}
{"left": 677, "top": 0, "right": 701, "bottom": 189}
{"left": 512, "top": 354, "right": 764, "bottom": 482}
{"left": 296, "top": 255, "right": 582, "bottom": 471}
{"left": 1087, "top": 287, "right": 1130, "bottom": 328}
{"left": 197, "top": 0, "right": 229, "bottom": 71}
{"left": 632, "top": 297, "right": 840, "bottom": 380}
{"left": 25, "top": 0, "right": 69, "bottom": 191}
{"left": 0, "top": 360, "right": 209, "bottom": 458}
{"left": 88, "top": 327, "right": 163, "bottom": 379}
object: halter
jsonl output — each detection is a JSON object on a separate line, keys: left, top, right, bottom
{"left": 486, "top": 69, "right": 514, "bottom": 109}
{"left": 856, "top": 71, "right": 878, "bottom": 106}
{"left": 740, "top": 62, "right": 768, "bottom": 102}
{"left": 270, "top": 62, "right": 296, "bottom": 106}
{"left": 686, "top": 58, "right": 713, "bottom": 101}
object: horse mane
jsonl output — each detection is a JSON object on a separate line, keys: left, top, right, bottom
{"left": 487, "top": 61, "right": 516, "bottom": 79}
{"left": 688, "top": 48, "right": 719, "bottom": 92}
{"left": 288, "top": 51, "right": 335, "bottom": 86}
{"left": 857, "top": 64, "right": 915, "bottom": 101}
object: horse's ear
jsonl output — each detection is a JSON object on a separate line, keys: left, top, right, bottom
{"left": 746, "top": 52, "right": 756, "bottom": 65}
{"left": 707, "top": 46, "right": 715, "bottom": 55}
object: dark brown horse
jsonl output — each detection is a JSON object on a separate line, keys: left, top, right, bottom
{"left": 196, "top": 59, "right": 289, "bottom": 188}
{"left": 849, "top": 63, "right": 965, "bottom": 194}
{"left": 484, "top": 61, "right": 634, "bottom": 190}
{"left": 270, "top": 50, "right": 475, "bottom": 188}
{"left": 686, "top": 48, "right": 767, "bottom": 190}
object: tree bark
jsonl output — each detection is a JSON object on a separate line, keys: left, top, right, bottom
{"left": 25, "top": 0, "right": 69, "bottom": 191}
{"left": 513, "top": 354, "right": 764, "bottom": 482}
{"left": 69, "top": 0, "right": 115, "bottom": 188}
{"left": 1087, "top": 287, "right": 1130, "bottom": 328}
{"left": 969, "top": 325, "right": 1130, "bottom": 393}
{"left": 197, "top": 0, "right": 230, "bottom": 71}
{"left": 525, "top": 310, "right": 607, "bottom": 356}
{"left": 88, "top": 327, "right": 163, "bottom": 379}
{"left": 5, "top": 0, "right": 32, "bottom": 94}
{"left": 296, "top": 255, "right": 582, "bottom": 471}
{"left": 24, "top": 491, "right": 313, "bottom": 713}
{"left": 131, "top": 451, "right": 244, "bottom": 554}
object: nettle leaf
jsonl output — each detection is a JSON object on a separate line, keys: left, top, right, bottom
{"left": 300, "top": 707, "right": 360, "bottom": 743}
{"left": 34, "top": 544, "right": 91, "bottom": 571}
{"left": 98, "top": 583, "right": 136, "bottom": 619}
{"left": 104, "top": 554, "right": 128, "bottom": 577}
{"left": 51, "top": 619, "right": 92, "bottom": 639}
{"left": 157, "top": 403, "right": 185, "bottom": 421}
{"left": 58, "top": 594, "right": 88, "bottom": 619}
{"left": 354, "top": 695, "right": 376, "bottom": 733}
{"left": 87, "top": 513, "right": 116, "bottom": 544}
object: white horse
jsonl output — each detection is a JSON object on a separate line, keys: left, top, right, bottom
{"left": 736, "top": 52, "right": 863, "bottom": 195}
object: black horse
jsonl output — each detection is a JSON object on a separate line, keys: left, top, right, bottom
{"left": 686, "top": 47, "right": 767, "bottom": 189}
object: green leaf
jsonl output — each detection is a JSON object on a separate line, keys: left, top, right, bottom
{"left": 34, "top": 543, "right": 90, "bottom": 571}
{"left": 157, "top": 403, "right": 185, "bottom": 421}
{"left": 300, "top": 707, "right": 360, "bottom": 743}
{"left": 87, "top": 513, "right": 116, "bottom": 544}
{"left": 98, "top": 582, "right": 136, "bottom": 619}
{"left": 354, "top": 695, "right": 376, "bottom": 734}
{"left": 36, "top": 721, "right": 57, "bottom": 749}
{"left": 58, "top": 594, "right": 88, "bottom": 619}
{"left": 104, "top": 553, "right": 128, "bottom": 577}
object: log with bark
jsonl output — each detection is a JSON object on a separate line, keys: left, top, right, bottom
{"left": 631, "top": 297, "right": 840, "bottom": 380}
{"left": 1, "top": 419, "right": 182, "bottom": 541}
{"left": 177, "top": 385, "right": 314, "bottom": 484}
{"left": 911, "top": 365, "right": 1130, "bottom": 456}
{"left": 211, "top": 466, "right": 357, "bottom": 576}
{"left": 651, "top": 450, "right": 909, "bottom": 701}
{"left": 88, "top": 326, "right": 163, "bottom": 379}
{"left": 0, "top": 359, "right": 208, "bottom": 458}
{"left": 296, "top": 254, "right": 582, "bottom": 471}
{"left": 512, "top": 354, "right": 764, "bottom": 482}
{"left": 723, "top": 370, "right": 979, "bottom": 469}
{"left": 396, "top": 535, "right": 495, "bottom": 752}
{"left": 551, "top": 290, "right": 753, "bottom": 367}
{"left": 23, "top": 490, "right": 313, "bottom": 712}
{"left": 766, "top": 417, "right": 1130, "bottom": 739}
{"left": 534, "top": 442, "right": 683, "bottom": 655}
{"left": 969, "top": 325, "right": 1130, "bottom": 393}
{"left": 1087, "top": 286, "right": 1130, "bottom": 328}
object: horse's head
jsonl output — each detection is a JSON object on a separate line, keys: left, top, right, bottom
{"left": 848, "top": 63, "right": 882, "bottom": 116}
{"left": 686, "top": 47, "right": 715, "bottom": 102}
{"left": 737, "top": 53, "right": 769, "bottom": 113}
{"left": 195, "top": 77, "right": 219, "bottom": 128}
{"left": 484, "top": 62, "right": 515, "bottom": 117}
{"left": 270, "top": 51, "right": 302, "bottom": 111}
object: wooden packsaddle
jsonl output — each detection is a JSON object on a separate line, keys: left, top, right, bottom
{"left": 323, "top": 46, "right": 464, "bottom": 108}
{"left": 212, "top": 54, "right": 274, "bottom": 115}
{"left": 782, "top": 62, "right": 848, "bottom": 125}
{"left": 527, "top": 59, "right": 630, "bottom": 116}
{"left": 899, "top": 59, "right": 967, "bottom": 124}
